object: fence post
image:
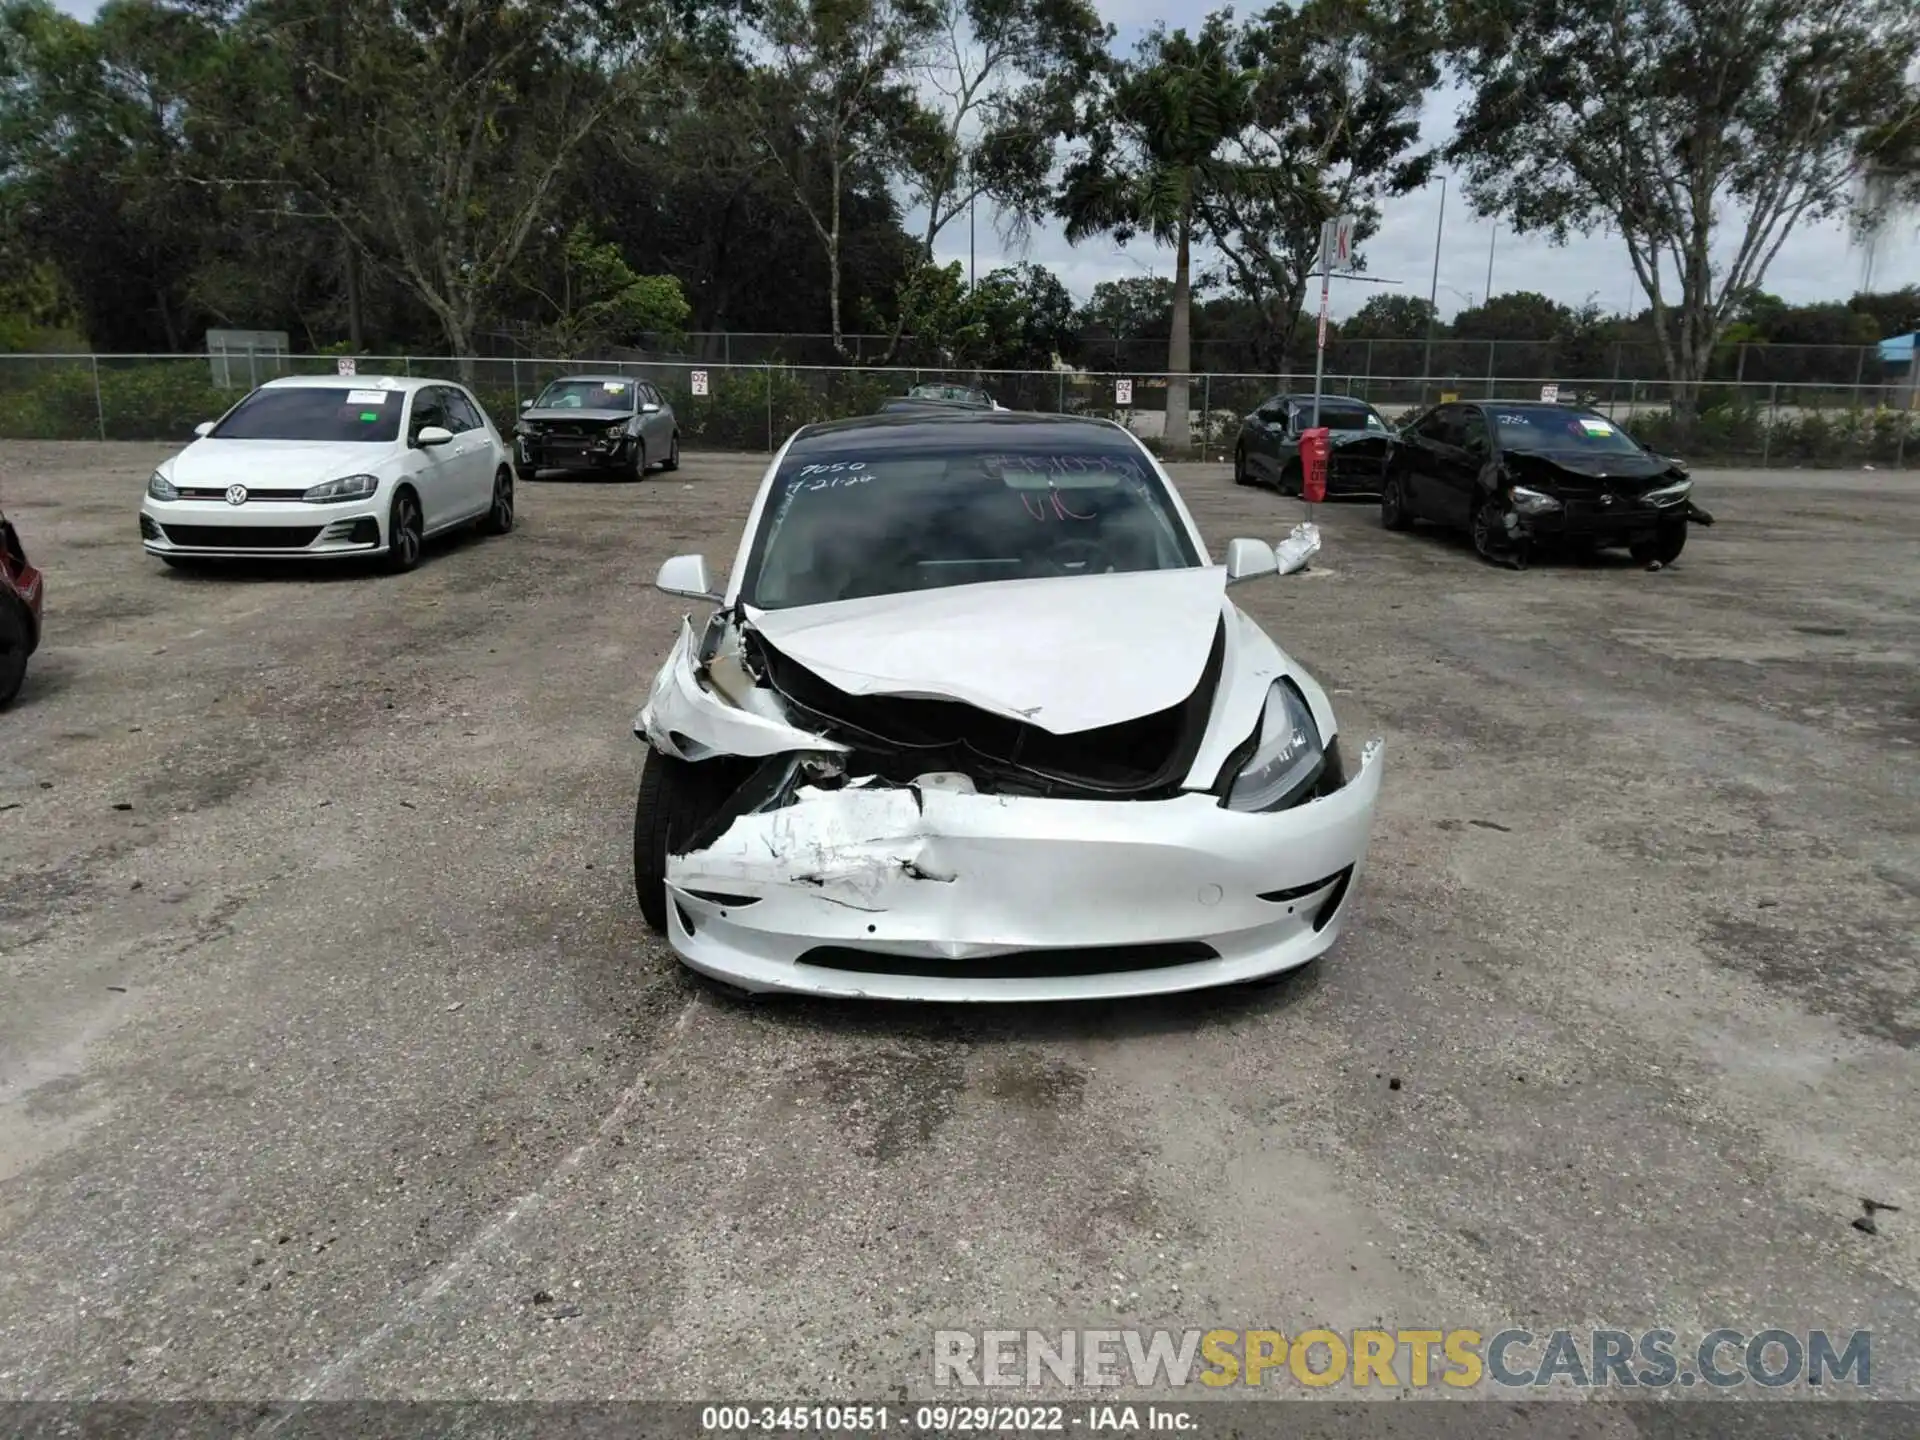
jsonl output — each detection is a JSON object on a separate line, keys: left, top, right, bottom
{"left": 1761, "top": 383, "right": 1777, "bottom": 467}
{"left": 403, "top": 356, "right": 412, "bottom": 377}
{"left": 765, "top": 366, "right": 773, "bottom": 454}
{"left": 248, "top": 346, "right": 258, "bottom": 390}
{"left": 1200, "top": 373, "right": 1211, "bottom": 457}
{"left": 91, "top": 355, "right": 106, "bottom": 441}
{"left": 1609, "top": 342, "right": 1622, "bottom": 421}
{"left": 1366, "top": 340, "right": 1374, "bottom": 387}
{"left": 512, "top": 356, "right": 520, "bottom": 407}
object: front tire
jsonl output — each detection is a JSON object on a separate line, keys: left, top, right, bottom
{"left": 1630, "top": 522, "right": 1687, "bottom": 567}
{"left": 1380, "top": 474, "right": 1412, "bottom": 530}
{"left": 1279, "top": 460, "right": 1302, "bottom": 496}
{"left": 662, "top": 434, "right": 680, "bottom": 472}
{"left": 384, "top": 488, "right": 424, "bottom": 574}
{"left": 626, "top": 440, "right": 648, "bottom": 482}
{"left": 1233, "top": 446, "right": 1251, "bottom": 486}
{"left": 632, "top": 747, "right": 746, "bottom": 935}
{"left": 478, "top": 466, "right": 514, "bottom": 536}
{"left": 0, "top": 599, "right": 28, "bottom": 706}
{"left": 1471, "top": 497, "right": 1529, "bottom": 570}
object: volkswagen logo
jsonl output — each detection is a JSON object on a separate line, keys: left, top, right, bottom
{"left": 225, "top": 484, "right": 248, "bottom": 506}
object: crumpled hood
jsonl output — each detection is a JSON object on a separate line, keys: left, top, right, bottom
{"left": 165, "top": 440, "right": 395, "bottom": 488}
{"left": 743, "top": 567, "right": 1230, "bottom": 736}
{"left": 1507, "top": 448, "right": 1668, "bottom": 482}
{"left": 521, "top": 407, "right": 631, "bottom": 426}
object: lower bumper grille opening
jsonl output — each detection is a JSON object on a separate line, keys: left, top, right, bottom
{"left": 160, "top": 524, "right": 323, "bottom": 550}
{"left": 139, "top": 515, "right": 160, "bottom": 540}
{"left": 795, "top": 941, "right": 1219, "bottom": 980}
{"left": 1310, "top": 866, "right": 1355, "bottom": 933}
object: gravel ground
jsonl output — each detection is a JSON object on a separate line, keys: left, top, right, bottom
{"left": 0, "top": 442, "right": 1915, "bottom": 1411}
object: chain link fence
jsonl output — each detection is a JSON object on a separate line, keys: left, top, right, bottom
{"left": 0, "top": 352, "right": 1913, "bottom": 468}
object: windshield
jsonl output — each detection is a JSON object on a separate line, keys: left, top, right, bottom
{"left": 741, "top": 444, "right": 1201, "bottom": 610}
{"left": 1492, "top": 405, "right": 1644, "bottom": 455}
{"left": 209, "top": 387, "right": 404, "bottom": 442}
{"left": 534, "top": 379, "right": 636, "bottom": 411}
{"left": 908, "top": 384, "right": 989, "bottom": 406}
{"left": 1297, "top": 403, "right": 1384, "bottom": 433}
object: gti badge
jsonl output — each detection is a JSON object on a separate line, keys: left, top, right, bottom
{"left": 225, "top": 484, "right": 248, "bottom": 506}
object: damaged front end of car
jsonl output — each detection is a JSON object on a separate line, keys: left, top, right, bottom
{"left": 633, "top": 586, "right": 1385, "bottom": 1001}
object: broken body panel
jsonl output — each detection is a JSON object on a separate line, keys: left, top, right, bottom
{"left": 632, "top": 416, "right": 1384, "bottom": 999}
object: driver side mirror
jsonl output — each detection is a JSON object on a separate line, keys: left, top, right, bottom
{"left": 657, "top": 553, "right": 723, "bottom": 603}
{"left": 193, "top": 421, "right": 215, "bottom": 438}
{"left": 1223, "top": 537, "right": 1279, "bottom": 585}
{"left": 640, "top": 401, "right": 662, "bottom": 415}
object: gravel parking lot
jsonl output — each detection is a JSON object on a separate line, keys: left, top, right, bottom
{"left": 1, "top": 442, "right": 1916, "bottom": 1406}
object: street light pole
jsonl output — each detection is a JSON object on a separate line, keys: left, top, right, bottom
{"left": 1422, "top": 174, "right": 1447, "bottom": 402}
{"left": 1484, "top": 220, "right": 1497, "bottom": 305}
{"left": 969, "top": 196, "right": 976, "bottom": 292}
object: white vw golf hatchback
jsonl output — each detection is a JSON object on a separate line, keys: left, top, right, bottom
{"left": 140, "top": 374, "right": 515, "bottom": 571}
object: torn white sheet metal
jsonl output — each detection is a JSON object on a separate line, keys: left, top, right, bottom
{"left": 665, "top": 738, "right": 1385, "bottom": 1002}
{"left": 1275, "top": 522, "right": 1321, "bottom": 575}
{"left": 1181, "top": 604, "right": 1336, "bottom": 793}
{"left": 636, "top": 617, "right": 848, "bottom": 762}
{"left": 741, "top": 566, "right": 1230, "bottom": 736}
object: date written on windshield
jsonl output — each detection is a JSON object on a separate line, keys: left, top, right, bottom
{"left": 790, "top": 462, "right": 873, "bottom": 491}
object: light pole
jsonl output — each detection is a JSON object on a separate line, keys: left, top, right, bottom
{"left": 1422, "top": 174, "right": 1446, "bottom": 402}
{"left": 1484, "top": 220, "right": 1497, "bottom": 305}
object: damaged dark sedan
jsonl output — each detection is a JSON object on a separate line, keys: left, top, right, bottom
{"left": 513, "top": 374, "right": 680, "bottom": 479}
{"left": 631, "top": 411, "right": 1385, "bottom": 1002}
{"left": 1233, "top": 393, "right": 1394, "bottom": 496}
{"left": 1380, "top": 400, "right": 1710, "bottom": 568}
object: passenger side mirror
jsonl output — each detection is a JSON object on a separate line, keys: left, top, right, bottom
{"left": 640, "top": 401, "right": 662, "bottom": 414}
{"left": 1223, "top": 537, "right": 1279, "bottom": 584}
{"left": 415, "top": 425, "right": 453, "bottom": 447}
{"left": 193, "top": 421, "right": 215, "bottom": 438}
{"left": 656, "top": 553, "right": 722, "bottom": 602}
{"left": 519, "top": 398, "right": 533, "bottom": 411}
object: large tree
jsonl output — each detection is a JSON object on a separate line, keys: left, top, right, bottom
{"left": 227, "top": 0, "right": 682, "bottom": 367}
{"left": 1057, "top": 14, "right": 1262, "bottom": 451}
{"left": 1443, "top": 0, "right": 1920, "bottom": 429}
{"left": 746, "top": 0, "right": 945, "bottom": 359}
{"left": 1196, "top": 0, "right": 1437, "bottom": 370}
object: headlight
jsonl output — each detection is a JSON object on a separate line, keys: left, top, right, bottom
{"left": 1225, "top": 680, "right": 1326, "bottom": 813}
{"left": 302, "top": 473, "right": 380, "bottom": 504}
{"left": 1643, "top": 477, "right": 1692, "bottom": 506}
{"left": 148, "top": 471, "right": 178, "bottom": 501}
{"left": 1508, "top": 485, "right": 1562, "bottom": 515}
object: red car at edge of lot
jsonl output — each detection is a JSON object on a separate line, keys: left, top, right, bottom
{"left": 1, "top": 502, "right": 44, "bottom": 706}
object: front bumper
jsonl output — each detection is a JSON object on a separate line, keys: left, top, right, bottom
{"left": 140, "top": 498, "right": 387, "bottom": 559}
{"left": 663, "top": 738, "right": 1385, "bottom": 1002}
{"left": 516, "top": 431, "right": 634, "bottom": 471}
{"left": 1519, "top": 497, "right": 1691, "bottom": 542}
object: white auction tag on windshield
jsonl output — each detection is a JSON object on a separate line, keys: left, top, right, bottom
{"left": 346, "top": 390, "right": 390, "bottom": 405}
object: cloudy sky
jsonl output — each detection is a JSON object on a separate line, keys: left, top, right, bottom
{"left": 52, "top": 0, "right": 1920, "bottom": 323}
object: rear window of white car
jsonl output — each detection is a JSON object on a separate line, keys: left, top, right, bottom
{"left": 211, "top": 387, "right": 404, "bottom": 442}
{"left": 740, "top": 445, "right": 1202, "bottom": 610}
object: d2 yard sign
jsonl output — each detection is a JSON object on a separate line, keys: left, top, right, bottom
{"left": 1540, "top": 383, "right": 1559, "bottom": 403}
{"left": 336, "top": 356, "right": 356, "bottom": 377}
{"left": 1115, "top": 378, "right": 1134, "bottom": 406}
{"left": 691, "top": 370, "right": 709, "bottom": 397}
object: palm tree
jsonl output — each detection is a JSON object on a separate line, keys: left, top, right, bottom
{"left": 1057, "top": 18, "right": 1259, "bottom": 453}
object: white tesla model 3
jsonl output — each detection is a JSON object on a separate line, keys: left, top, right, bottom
{"left": 140, "top": 374, "right": 515, "bottom": 572}
{"left": 631, "top": 409, "right": 1386, "bottom": 1003}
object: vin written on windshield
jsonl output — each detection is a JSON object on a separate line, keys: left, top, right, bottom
{"left": 742, "top": 448, "right": 1199, "bottom": 609}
